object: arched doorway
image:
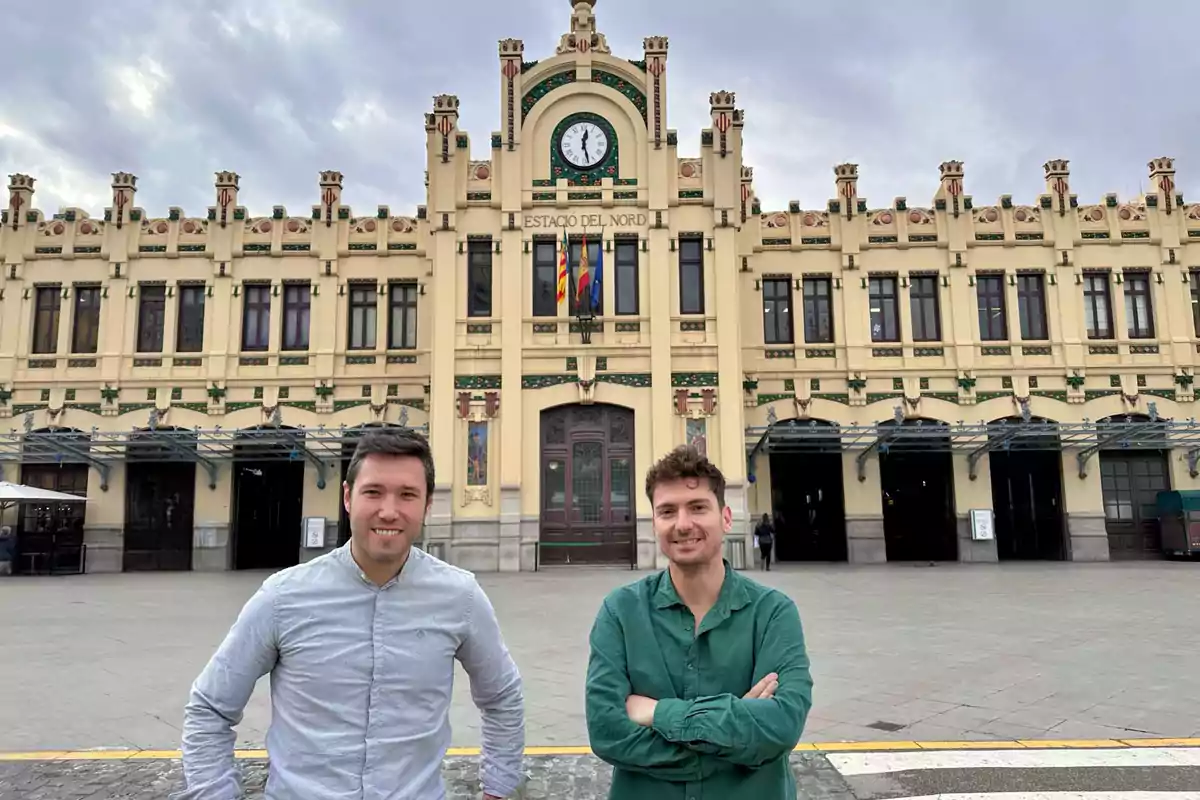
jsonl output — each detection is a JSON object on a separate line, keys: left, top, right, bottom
{"left": 762, "top": 418, "right": 847, "bottom": 562}
{"left": 877, "top": 416, "right": 958, "bottom": 562}
{"left": 986, "top": 416, "right": 1065, "bottom": 561}
{"left": 539, "top": 403, "right": 635, "bottom": 566}
{"left": 123, "top": 426, "right": 198, "bottom": 571}
{"left": 1096, "top": 413, "right": 1170, "bottom": 559}
{"left": 231, "top": 426, "right": 306, "bottom": 570}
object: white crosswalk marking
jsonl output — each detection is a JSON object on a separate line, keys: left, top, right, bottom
{"left": 824, "top": 746, "right": 1200, "bottom": 799}
{"left": 828, "top": 747, "right": 1200, "bottom": 776}
{"left": 883, "top": 794, "right": 1200, "bottom": 800}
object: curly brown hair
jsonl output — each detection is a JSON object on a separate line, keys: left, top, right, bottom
{"left": 644, "top": 445, "right": 727, "bottom": 508}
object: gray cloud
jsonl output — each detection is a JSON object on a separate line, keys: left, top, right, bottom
{"left": 4, "top": 0, "right": 1199, "bottom": 218}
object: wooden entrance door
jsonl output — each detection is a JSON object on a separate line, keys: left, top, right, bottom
{"left": 539, "top": 404, "right": 635, "bottom": 566}
{"left": 1100, "top": 451, "right": 1169, "bottom": 558}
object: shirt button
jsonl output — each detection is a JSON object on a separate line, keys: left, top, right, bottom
{"left": 687, "top": 663, "right": 694, "bottom": 670}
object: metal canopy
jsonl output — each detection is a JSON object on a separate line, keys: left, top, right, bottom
{"left": 0, "top": 419, "right": 429, "bottom": 491}
{"left": 746, "top": 402, "right": 1200, "bottom": 482}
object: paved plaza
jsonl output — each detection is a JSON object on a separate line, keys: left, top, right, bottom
{"left": 2, "top": 559, "right": 1199, "bottom": 797}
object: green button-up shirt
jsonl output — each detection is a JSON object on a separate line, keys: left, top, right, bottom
{"left": 585, "top": 561, "right": 813, "bottom": 799}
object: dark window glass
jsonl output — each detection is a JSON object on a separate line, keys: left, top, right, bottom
{"left": 467, "top": 240, "right": 492, "bottom": 317}
{"left": 136, "top": 284, "right": 166, "bottom": 353}
{"left": 348, "top": 284, "right": 377, "bottom": 350}
{"left": 176, "top": 285, "right": 206, "bottom": 353}
{"left": 976, "top": 275, "right": 1007, "bottom": 341}
{"left": 868, "top": 276, "right": 899, "bottom": 342}
{"left": 71, "top": 286, "right": 101, "bottom": 354}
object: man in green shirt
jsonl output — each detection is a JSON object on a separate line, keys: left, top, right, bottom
{"left": 585, "top": 445, "right": 813, "bottom": 799}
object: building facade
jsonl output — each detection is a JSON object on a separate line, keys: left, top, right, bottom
{"left": 3, "top": 0, "right": 1200, "bottom": 575}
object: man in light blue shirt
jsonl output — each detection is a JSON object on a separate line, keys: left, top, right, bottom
{"left": 172, "top": 428, "right": 525, "bottom": 799}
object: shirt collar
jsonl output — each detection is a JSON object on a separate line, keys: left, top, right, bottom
{"left": 335, "top": 540, "right": 421, "bottom": 589}
{"left": 653, "top": 559, "right": 750, "bottom": 613}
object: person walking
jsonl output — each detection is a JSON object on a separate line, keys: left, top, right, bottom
{"left": 755, "top": 513, "right": 775, "bottom": 570}
{"left": 584, "top": 445, "right": 812, "bottom": 799}
{"left": 172, "top": 428, "right": 525, "bottom": 800}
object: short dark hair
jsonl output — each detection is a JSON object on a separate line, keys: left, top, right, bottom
{"left": 345, "top": 427, "right": 435, "bottom": 500}
{"left": 644, "top": 445, "right": 726, "bottom": 508}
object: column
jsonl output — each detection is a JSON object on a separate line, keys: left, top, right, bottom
{"left": 425, "top": 95, "right": 462, "bottom": 552}
{"left": 1062, "top": 451, "right": 1109, "bottom": 561}
{"left": 952, "top": 454, "right": 998, "bottom": 562}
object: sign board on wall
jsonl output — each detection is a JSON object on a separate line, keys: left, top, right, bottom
{"left": 304, "top": 516, "right": 327, "bottom": 549}
{"left": 969, "top": 508, "right": 995, "bottom": 541}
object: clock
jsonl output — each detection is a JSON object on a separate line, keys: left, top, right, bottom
{"left": 558, "top": 119, "right": 610, "bottom": 170}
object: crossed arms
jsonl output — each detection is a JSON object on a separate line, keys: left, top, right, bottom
{"left": 584, "top": 599, "right": 812, "bottom": 780}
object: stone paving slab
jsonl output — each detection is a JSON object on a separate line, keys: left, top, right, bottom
{"left": 2, "top": 561, "right": 1198, "bottom": 753}
{"left": 0, "top": 753, "right": 853, "bottom": 799}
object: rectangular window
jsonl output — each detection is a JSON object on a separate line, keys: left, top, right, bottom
{"left": 803, "top": 277, "right": 833, "bottom": 344}
{"left": 71, "top": 286, "right": 101, "bottom": 354}
{"left": 388, "top": 282, "right": 418, "bottom": 349}
{"left": 532, "top": 238, "right": 558, "bottom": 317}
{"left": 868, "top": 276, "right": 899, "bottom": 342}
{"left": 761, "top": 278, "right": 793, "bottom": 344}
{"left": 678, "top": 236, "right": 704, "bottom": 315}
{"left": 136, "top": 284, "right": 166, "bottom": 353}
{"left": 242, "top": 284, "right": 271, "bottom": 351}
{"left": 1123, "top": 271, "right": 1154, "bottom": 339}
{"left": 909, "top": 275, "right": 941, "bottom": 341}
{"left": 614, "top": 237, "right": 639, "bottom": 315}
{"left": 175, "top": 285, "right": 206, "bottom": 353}
{"left": 32, "top": 286, "right": 61, "bottom": 355}
{"left": 1191, "top": 272, "right": 1200, "bottom": 337}
{"left": 467, "top": 240, "right": 492, "bottom": 317}
{"left": 1016, "top": 273, "right": 1048, "bottom": 340}
{"left": 976, "top": 275, "right": 1007, "bottom": 341}
{"left": 569, "top": 238, "right": 603, "bottom": 316}
{"left": 348, "top": 283, "right": 377, "bottom": 350}
{"left": 1083, "top": 273, "right": 1112, "bottom": 339}
{"left": 281, "top": 283, "right": 310, "bottom": 350}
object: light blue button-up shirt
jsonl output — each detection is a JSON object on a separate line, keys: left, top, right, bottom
{"left": 171, "top": 542, "right": 525, "bottom": 799}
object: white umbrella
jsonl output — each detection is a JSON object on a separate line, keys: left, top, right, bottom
{"left": 0, "top": 481, "right": 87, "bottom": 510}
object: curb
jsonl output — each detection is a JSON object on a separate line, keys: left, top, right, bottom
{"left": 3, "top": 738, "right": 1199, "bottom": 762}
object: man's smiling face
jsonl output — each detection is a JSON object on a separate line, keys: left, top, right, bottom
{"left": 343, "top": 452, "right": 429, "bottom": 573}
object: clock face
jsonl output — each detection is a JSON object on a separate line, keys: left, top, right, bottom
{"left": 558, "top": 120, "right": 609, "bottom": 169}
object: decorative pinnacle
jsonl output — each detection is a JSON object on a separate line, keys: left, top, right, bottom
{"left": 499, "top": 38, "right": 524, "bottom": 55}
{"left": 319, "top": 170, "right": 344, "bottom": 186}
{"left": 643, "top": 35, "right": 668, "bottom": 53}
{"left": 111, "top": 172, "right": 138, "bottom": 187}
{"left": 939, "top": 161, "right": 964, "bottom": 177}
{"left": 7, "top": 174, "right": 35, "bottom": 190}
{"left": 1043, "top": 159, "right": 1070, "bottom": 176}
{"left": 709, "top": 90, "right": 735, "bottom": 108}
{"left": 215, "top": 171, "right": 240, "bottom": 187}
{"left": 433, "top": 94, "right": 460, "bottom": 112}
{"left": 834, "top": 163, "right": 859, "bottom": 179}
{"left": 1148, "top": 157, "right": 1175, "bottom": 174}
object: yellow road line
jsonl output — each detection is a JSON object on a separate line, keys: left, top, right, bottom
{"left": 3, "top": 738, "right": 1199, "bottom": 762}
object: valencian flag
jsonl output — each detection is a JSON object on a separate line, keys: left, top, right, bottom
{"left": 576, "top": 233, "right": 591, "bottom": 307}
{"left": 555, "top": 229, "right": 569, "bottom": 304}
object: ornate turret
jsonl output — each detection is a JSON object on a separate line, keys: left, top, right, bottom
{"left": 1043, "top": 159, "right": 1070, "bottom": 217}
{"left": 1149, "top": 157, "right": 1176, "bottom": 215}
{"left": 835, "top": 163, "right": 859, "bottom": 220}
{"left": 710, "top": 90, "right": 736, "bottom": 159}
{"left": 643, "top": 36, "right": 669, "bottom": 148}
{"left": 6, "top": 173, "right": 34, "bottom": 230}
{"left": 498, "top": 39, "right": 524, "bottom": 152}
{"left": 317, "top": 171, "right": 343, "bottom": 228}
{"left": 110, "top": 172, "right": 138, "bottom": 230}
{"left": 430, "top": 94, "right": 460, "bottom": 165}
{"left": 213, "top": 171, "right": 240, "bottom": 229}
{"left": 937, "top": 160, "right": 965, "bottom": 218}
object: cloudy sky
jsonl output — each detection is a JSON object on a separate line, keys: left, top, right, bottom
{"left": 4, "top": 0, "right": 1198, "bottom": 219}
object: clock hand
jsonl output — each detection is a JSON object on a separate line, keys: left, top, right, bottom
{"left": 581, "top": 130, "right": 589, "bottom": 160}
